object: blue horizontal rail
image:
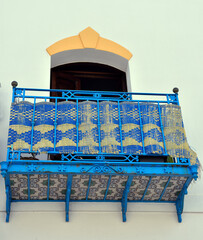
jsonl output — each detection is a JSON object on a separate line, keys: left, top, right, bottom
{"left": 1, "top": 160, "right": 194, "bottom": 176}
{"left": 6, "top": 148, "right": 192, "bottom": 166}
{"left": 12, "top": 87, "right": 179, "bottom": 104}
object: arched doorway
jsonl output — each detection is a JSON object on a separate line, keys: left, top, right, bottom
{"left": 51, "top": 62, "right": 127, "bottom": 94}
{"left": 47, "top": 27, "right": 133, "bottom": 94}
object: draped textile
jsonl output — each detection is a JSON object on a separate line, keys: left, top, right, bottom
{"left": 78, "top": 101, "right": 99, "bottom": 154}
{"left": 56, "top": 102, "right": 77, "bottom": 153}
{"left": 8, "top": 101, "right": 33, "bottom": 151}
{"left": 33, "top": 102, "right": 55, "bottom": 152}
{"left": 8, "top": 101, "right": 199, "bottom": 166}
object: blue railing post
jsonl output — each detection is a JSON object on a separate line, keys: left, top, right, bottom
{"left": 175, "top": 176, "right": 193, "bottom": 223}
{"left": 121, "top": 176, "right": 133, "bottom": 222}
{"left": 65, "top": 175, "right": 73, "bottom": 222}
{"left": 4, "top": 173, "right": 11, "bottom": 222}
{"left": 76, "top": 99, "right": 79, "bottom": 153}
{"left": 189, "top": 165, "right": 198, "bottom": 181}
{"left": 118, "top": 101, "right": 123, "bottom": 153}
{"left": 97, "top": 100, "right": 101, "bottom": 153}
{"left": 30, "top": 97, "right": 36, "bottom": 152}
{"left": 138, "top": 101, "right": 145, "bottom": 154}
{"left": 157, "top": 102, "right": 167, "bottom": 155}
{"left": 22, "top": 89, "right": 25, "bottom": 101}
{"left": 5, "top": 185, "right": 11, "bottom": 222}
{"left": 11, "top": 81, "right": 18, "bottom": 103}
{"left": 54, "top": 99, "right": 58, "bottom": 151}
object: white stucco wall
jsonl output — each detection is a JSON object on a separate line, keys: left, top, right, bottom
{"left": 0, "top": 0, "right": 203, "bottom": 239}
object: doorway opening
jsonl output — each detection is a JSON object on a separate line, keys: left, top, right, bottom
{"left": 50, "top": 62, "right": 127, "bottom": 95}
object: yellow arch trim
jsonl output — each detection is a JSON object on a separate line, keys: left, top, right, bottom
{"left": 46, "top": 27, "right": 133, "bottom": 60}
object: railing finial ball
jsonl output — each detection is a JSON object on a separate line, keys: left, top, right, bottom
{"left": 173, "top": 87, "right": 179, "bottom": 94}
{"left": 11, "top": 81, "right": 18, "bottom": 88}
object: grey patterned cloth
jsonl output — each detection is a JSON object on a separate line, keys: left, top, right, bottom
{"left": 10, "top": 174, "right": 187, "bottom": 201}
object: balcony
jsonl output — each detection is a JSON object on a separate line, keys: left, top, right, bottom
{"left": 0, "top": 83, "right": 199, "bottom": 223}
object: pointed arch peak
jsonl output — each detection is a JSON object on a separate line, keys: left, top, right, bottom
{"left": 79, "top": 27, "right": 100, "bottom": 48}
{"left": 46, "top": 27, "right": 132, "bottom": 60}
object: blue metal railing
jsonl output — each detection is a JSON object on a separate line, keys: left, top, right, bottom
{"left": 8, "top": 86, "right": 184, "bottom": 164}
{"left": 0, "top": 85, "right": 199, "bottom": 224}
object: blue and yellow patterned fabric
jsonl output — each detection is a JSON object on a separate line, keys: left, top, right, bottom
{"left": 33, "top": 102, "right": 55, "bottom": 152}
{"left": 100, "top": 102, "right": 121, "bottom": 154}
{"left": 78, "top": 101, "right": 99, "bottom": 154}
{"left": 8, "top": 101, "right": 33, "bottom": 151}
{"left": 141, "top": 103, "right": 164, "bottom": 154}
{"left": 7, "top": 101, "right": 199, "bottom": 165}
{"left": 120, "top": 102, "right": 142, "bottom": 154}
{"left": 56, "top": 102, "right": 77, "bottom": 153}
{"left": 161, "top": 104, "right": 198, "bottom": 165}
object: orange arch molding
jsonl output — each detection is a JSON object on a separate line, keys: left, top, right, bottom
{"left": 46, "top": 27, "right": 133, "bottom": 61}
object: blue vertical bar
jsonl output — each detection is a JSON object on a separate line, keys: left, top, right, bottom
{"left": 54, "top": 99, "right": 58, "bottom": 151}
{"left": 30, "top": 97, "right": 36, "bottom": 151}
{"left": 28, "top": 174, "right": 30, "bottom": 200}
{"left": 76, "top": 99, "right": 79, "bottom": 153}
{"left": 12, "top": 87, "right": 15, "bottom": 103}
{"left": 117, "top": 101, "right": 123, "bottom": 153}
{"left": 175, "top": 176, "right": 192, "bottom": 223}
{"left": 128, "top": 93, "right": 132, "bottom": 100}
{"left": 141, "top": 176, "right": 152, "bottom": 201}
{"left": 97, "top": 100, "right": 101, "bottom": 153}
{"left": 157, "top": 102, "right": 167, "bottom": 155}
{"left": 121, "top": 175, "right": 134, "bottom": 222}
{"left": 66, "top": 174, "right": 73, "bottom": 222}
{"left": 23, "top": 89, "right": 25, "bottom": 101}
{"left": 104, "top": 175, "right": 112, "bottom": 200}
{"left": 18, "top": 150, "right": 21, "bottom": 160}
{"left": 86, "top": 175, "right": 92, "bottom": 200}
{"left": 47, "top": 174, "right": 50, "bottom": 200}
{"left": 5, "top": 174, "right": 11, "bottom": 222}
{"left": 166, "top": 95, "right": 170, "bottom": 104}
{"left": 176, "top": 94, "right": 180, "bottom": 106}
{"left": 137, "top": 101, "right": 145, "bottom": 154}
{"left": 158, "top": 176, "right": 171, "bottom": 201}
